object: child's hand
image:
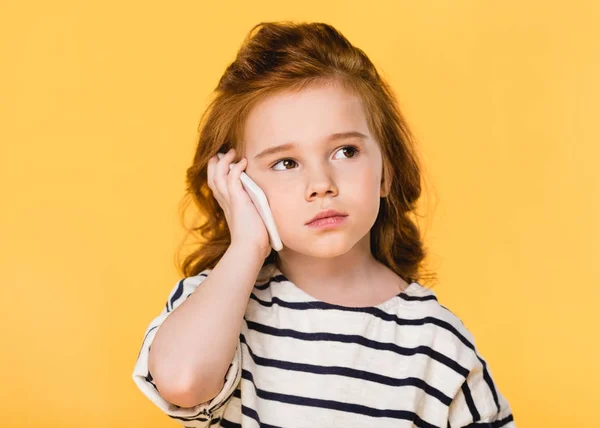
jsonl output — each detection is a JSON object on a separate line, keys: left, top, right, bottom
{"left": 207, "top": 148, "right": 272, "bottom": 260}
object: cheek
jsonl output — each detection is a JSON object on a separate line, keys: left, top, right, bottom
{"left": 351, "top": 169, "right": 381, "bottom": 200}
{"left": 266, "top": 185, "right": 293, "bottom": 219}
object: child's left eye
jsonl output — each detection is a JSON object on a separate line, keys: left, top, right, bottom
{"left": 271, "top": 145, "right": 360, "bottom": 171}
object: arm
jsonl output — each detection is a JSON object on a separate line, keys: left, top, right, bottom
{"left": 447, "top": 350, "right": 517, "bottom": 427}
{"left": 148, "top": 243, "right": 264, "bottom": 407}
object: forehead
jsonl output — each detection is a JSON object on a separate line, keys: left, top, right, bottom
{"left": 242, "top": 83, "right": 371, "bottom": 154}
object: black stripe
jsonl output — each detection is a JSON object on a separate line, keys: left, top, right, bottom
{"left": 241, "top": 370, "right": 440, "bottom": 428}
{"left": 208, "top": 417, "right": 221, "bottom": 426}
{"left": 248, "top": 293, "right": 475, "bottom": 352}
{"left": 233, "top": 388, "right": 241, "bottom": 398}
{"left": 463, "top": 413, "right": 514, "bottom": 428}
{"left": 219, "top": 417, "right": 241, "bottom": 428}
{"left": 254, "top": 281, "right": 271, "bottom": 291}
{"left": 136, "top": 325, "right": 159, "bottom": 361}
{"left": 145, "top": 371, "right": 160, "bottom": 394}
{"left": 168, "top": 279, "right": 184, "bottom": 310}
{"left": 240, "top": 334, "right": 452, "bottom": 406}
{"left": 476, "top": 355, "right": 501, "bottom": 413}
{"left": 493, "top": 414, "right": 515, "bottom": 427}
{"left": 168, "top": 413, "right": 209, "bottom": 422}
{"left": 245, "top": 320, "right": 469, "bottom": 378}
{"left": 168, "top": 273, "right": 208, "bottom": 311}
{"left": 461, "top": 380, "right": 480, "bottom": 421}
{"left": 400, "top": 293, "right": 438, "bottom": 302}
{"left": 241, "top": 405, "right": 284, "bottom": 428}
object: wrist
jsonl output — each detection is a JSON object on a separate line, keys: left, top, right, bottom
{"left": 227, "top": 242, "right": 268, "bottom": 267}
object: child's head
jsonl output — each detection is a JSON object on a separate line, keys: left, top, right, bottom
{"left": 179, "top": 21, "right": 431, "bottom": 284}
{"left": 241, "top": 81, "right": 386, "bottom": 264}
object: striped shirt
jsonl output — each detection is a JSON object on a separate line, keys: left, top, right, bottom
{"left": 132, "top": 263, "right": 516, "bottom": 428}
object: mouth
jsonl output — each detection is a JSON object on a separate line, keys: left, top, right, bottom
{"left": 306, "top": 215, "right": 348, "bottom": 229}
{"left": 306, "top": 209, "right": 349, "bottom": 226}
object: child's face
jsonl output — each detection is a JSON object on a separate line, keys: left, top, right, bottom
{"left": 242, "top": 82, "right": 386, "bottom": 258}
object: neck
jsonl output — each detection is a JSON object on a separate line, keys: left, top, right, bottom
{"left": 275, "top": 232, "right": 384, "bottom": 296}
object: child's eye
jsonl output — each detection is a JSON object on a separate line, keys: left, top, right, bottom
{"left": 270, "top": 145, "right": 360, "bottom": 171}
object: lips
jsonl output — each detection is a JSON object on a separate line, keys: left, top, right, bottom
{"left": 306, "top": 209, "right": 348, "bottom": 225}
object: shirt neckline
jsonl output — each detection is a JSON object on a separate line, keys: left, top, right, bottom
{"left": 268, "top": 264, "right": 427, "bottom": 312}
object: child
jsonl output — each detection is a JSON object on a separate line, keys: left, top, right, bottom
{"left": 132, "top": 21, "right": 516, "bottom": 428}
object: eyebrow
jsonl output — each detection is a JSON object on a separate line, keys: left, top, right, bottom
{"left": 253, "top": 131, "right": 368, "bottom": 160}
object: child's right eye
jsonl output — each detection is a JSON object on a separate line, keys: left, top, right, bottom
{"left": 271, "top": 159, "right": 297, "bottom": 171}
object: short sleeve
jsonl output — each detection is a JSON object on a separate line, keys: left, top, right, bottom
{"left": 132, "top": 270, "right": 242, "bottom": 427}
{"left": 447, "top": 348, "right": 516, "bottom": 428}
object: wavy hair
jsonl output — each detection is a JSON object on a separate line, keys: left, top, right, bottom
{"left": 175, "top": 21, "right": 437, "bottom": 286}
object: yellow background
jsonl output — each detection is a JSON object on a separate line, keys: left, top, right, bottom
{"left": 1, "top": 1, "right": 597, "bottom": 427}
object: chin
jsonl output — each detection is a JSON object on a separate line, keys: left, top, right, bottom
{"left": 286, "top": 235, "right": 356, "bottom": 258}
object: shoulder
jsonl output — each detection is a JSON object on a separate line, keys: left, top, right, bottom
{"left": 406, "top": 282, "right": 474, "bottom": 334}
{"left": 430, "top": 291, "right": 476, "bottom": 351}
{"left": 401, "top": 283, "right": 480, "bottom": 367}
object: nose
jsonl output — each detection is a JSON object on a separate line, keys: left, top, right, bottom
{"left": 304, "top": 165, "right": 338, "bottom": 201}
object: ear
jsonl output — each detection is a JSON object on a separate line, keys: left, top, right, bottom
{"left": 380, "top": 161, "right": 392, "bottom": 198}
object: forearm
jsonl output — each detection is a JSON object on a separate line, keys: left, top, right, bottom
{"left": 148, "top": 243, "right": 264, "bottom": 406}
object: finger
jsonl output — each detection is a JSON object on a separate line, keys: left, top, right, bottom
{"left": 206, "top": 155, "right": 217, "bottom": 192}
{"left": 227, "top": 157, "right": 247, "bottom": 196}
{"left": 214, "top": 148, "right": 236, "bottom": 199}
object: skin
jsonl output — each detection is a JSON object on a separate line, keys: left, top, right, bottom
{"left": 240, "top": 81, "right": 409, "bottom": 307}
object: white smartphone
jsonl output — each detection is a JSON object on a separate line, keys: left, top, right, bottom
{"left": 217, "top": 152, "right": 283, "bottom": 252}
